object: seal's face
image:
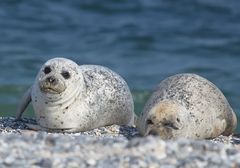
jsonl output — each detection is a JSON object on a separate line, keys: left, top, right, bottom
{"left": 39, "top": 65, "right": 67, "bottom": 94}
{"left": 37, "top": 58, "right": 82, "bottom": 97}
{"left": 145, "top": 101, "right": 186, "bottom": 139}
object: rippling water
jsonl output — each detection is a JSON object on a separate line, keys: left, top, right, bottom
{"left": 1, "top": 0, "right": 240, "bottom": 132}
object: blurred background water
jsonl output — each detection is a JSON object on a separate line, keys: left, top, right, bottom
{"left": 1, "top": 0, "right": 240, "bottom": 132}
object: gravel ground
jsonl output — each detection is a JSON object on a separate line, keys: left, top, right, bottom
{"left": 0, "top": 117, "right": 240, "bottom": 168}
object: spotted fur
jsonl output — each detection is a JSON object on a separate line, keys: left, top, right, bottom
{"left": 16, "top": 58, "right": 134, "bottom": 132}
{"left": 136, "top": 73, "right": 237, "bottom": 139}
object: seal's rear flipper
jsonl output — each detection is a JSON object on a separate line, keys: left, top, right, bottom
{"left": 26, "top": 123, "right": 48, "bottom": 131}
{"left": 16, "top": 87, "right": 32, "bottom": 120}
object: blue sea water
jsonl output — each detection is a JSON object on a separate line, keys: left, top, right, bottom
{"left": 1, "top": 0, "right": 240, "bottom": 132}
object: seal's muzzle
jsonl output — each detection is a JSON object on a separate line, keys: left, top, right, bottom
{"left": 39, "top": 75, "right": 66, "bottom": 94}
{"left": 46, "top": 76, "right": 57, "bottom": 85}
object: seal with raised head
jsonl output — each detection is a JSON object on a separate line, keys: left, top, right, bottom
{"left": 135, "top": 73, "right": 237, "bottom": 139}
{"left": 16, "top": 57, "right": 134, "bottom": 132}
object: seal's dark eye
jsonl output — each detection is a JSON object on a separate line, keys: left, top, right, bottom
{"left": 61, "top": 71, "right": 70, "bottom": 79}
{"left": 146, "top": 119, "right": 154, "bottom": 125}
{"left": 44, "top": 66, "right": 51, "bottom": 74}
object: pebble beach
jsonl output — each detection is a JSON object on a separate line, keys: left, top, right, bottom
{"left": 1, "top": 117, "right": 240, "bottom": 168}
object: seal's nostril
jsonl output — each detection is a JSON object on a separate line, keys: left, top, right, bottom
{"left": 47, "top": 76, "right": 55, "bottom": 83}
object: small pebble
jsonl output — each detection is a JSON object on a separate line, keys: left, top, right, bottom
{"left": 87, "top": 159, "right": 96, "bottom": 166}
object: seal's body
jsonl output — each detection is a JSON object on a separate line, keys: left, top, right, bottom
{"left": 16, "top": 58, "right": 134, "bottom": 132}
{"left": 136, "top": 73, "right": 237, "bottom": 139}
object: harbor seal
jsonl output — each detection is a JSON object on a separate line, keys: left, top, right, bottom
{"left": 135, "top": 73, "right": 237, "bottom": 140}
{"left": 16, "top": 57, "right": 134, "bottom": 132}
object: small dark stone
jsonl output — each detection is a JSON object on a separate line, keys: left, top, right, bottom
{"left": 45, "top": 136, "right": 56, "bottom": 146}
{"left": 34, "top": 158, "right": 52, "bottom": 168}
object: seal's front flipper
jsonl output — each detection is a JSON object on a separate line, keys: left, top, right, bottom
{"left": 16, "top": 87, "right": 32, "bottom": 120}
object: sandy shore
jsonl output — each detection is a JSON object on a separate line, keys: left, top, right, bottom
{"left": 0, "top": 117, "right": 240, "bottom": 168}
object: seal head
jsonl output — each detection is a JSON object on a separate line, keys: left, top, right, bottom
{"left": 36, "top": 58, "right": 82, "bottom": 97}
{"left": 144, "top": 101, "right": 187, "bottom": 139}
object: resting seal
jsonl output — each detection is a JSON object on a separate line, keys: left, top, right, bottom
{"left": 16, "top": 58, "right": 134, "bottom": 132}
{"left": 136, "top": 73, "right": 237, "bottom": 139}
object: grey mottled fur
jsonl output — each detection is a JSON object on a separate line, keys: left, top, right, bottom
{"left": 16, "top": 58, "right": 134, "bottom": 132}
{"left": 136, "top": 73, "right": 237, "bottom": 139}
